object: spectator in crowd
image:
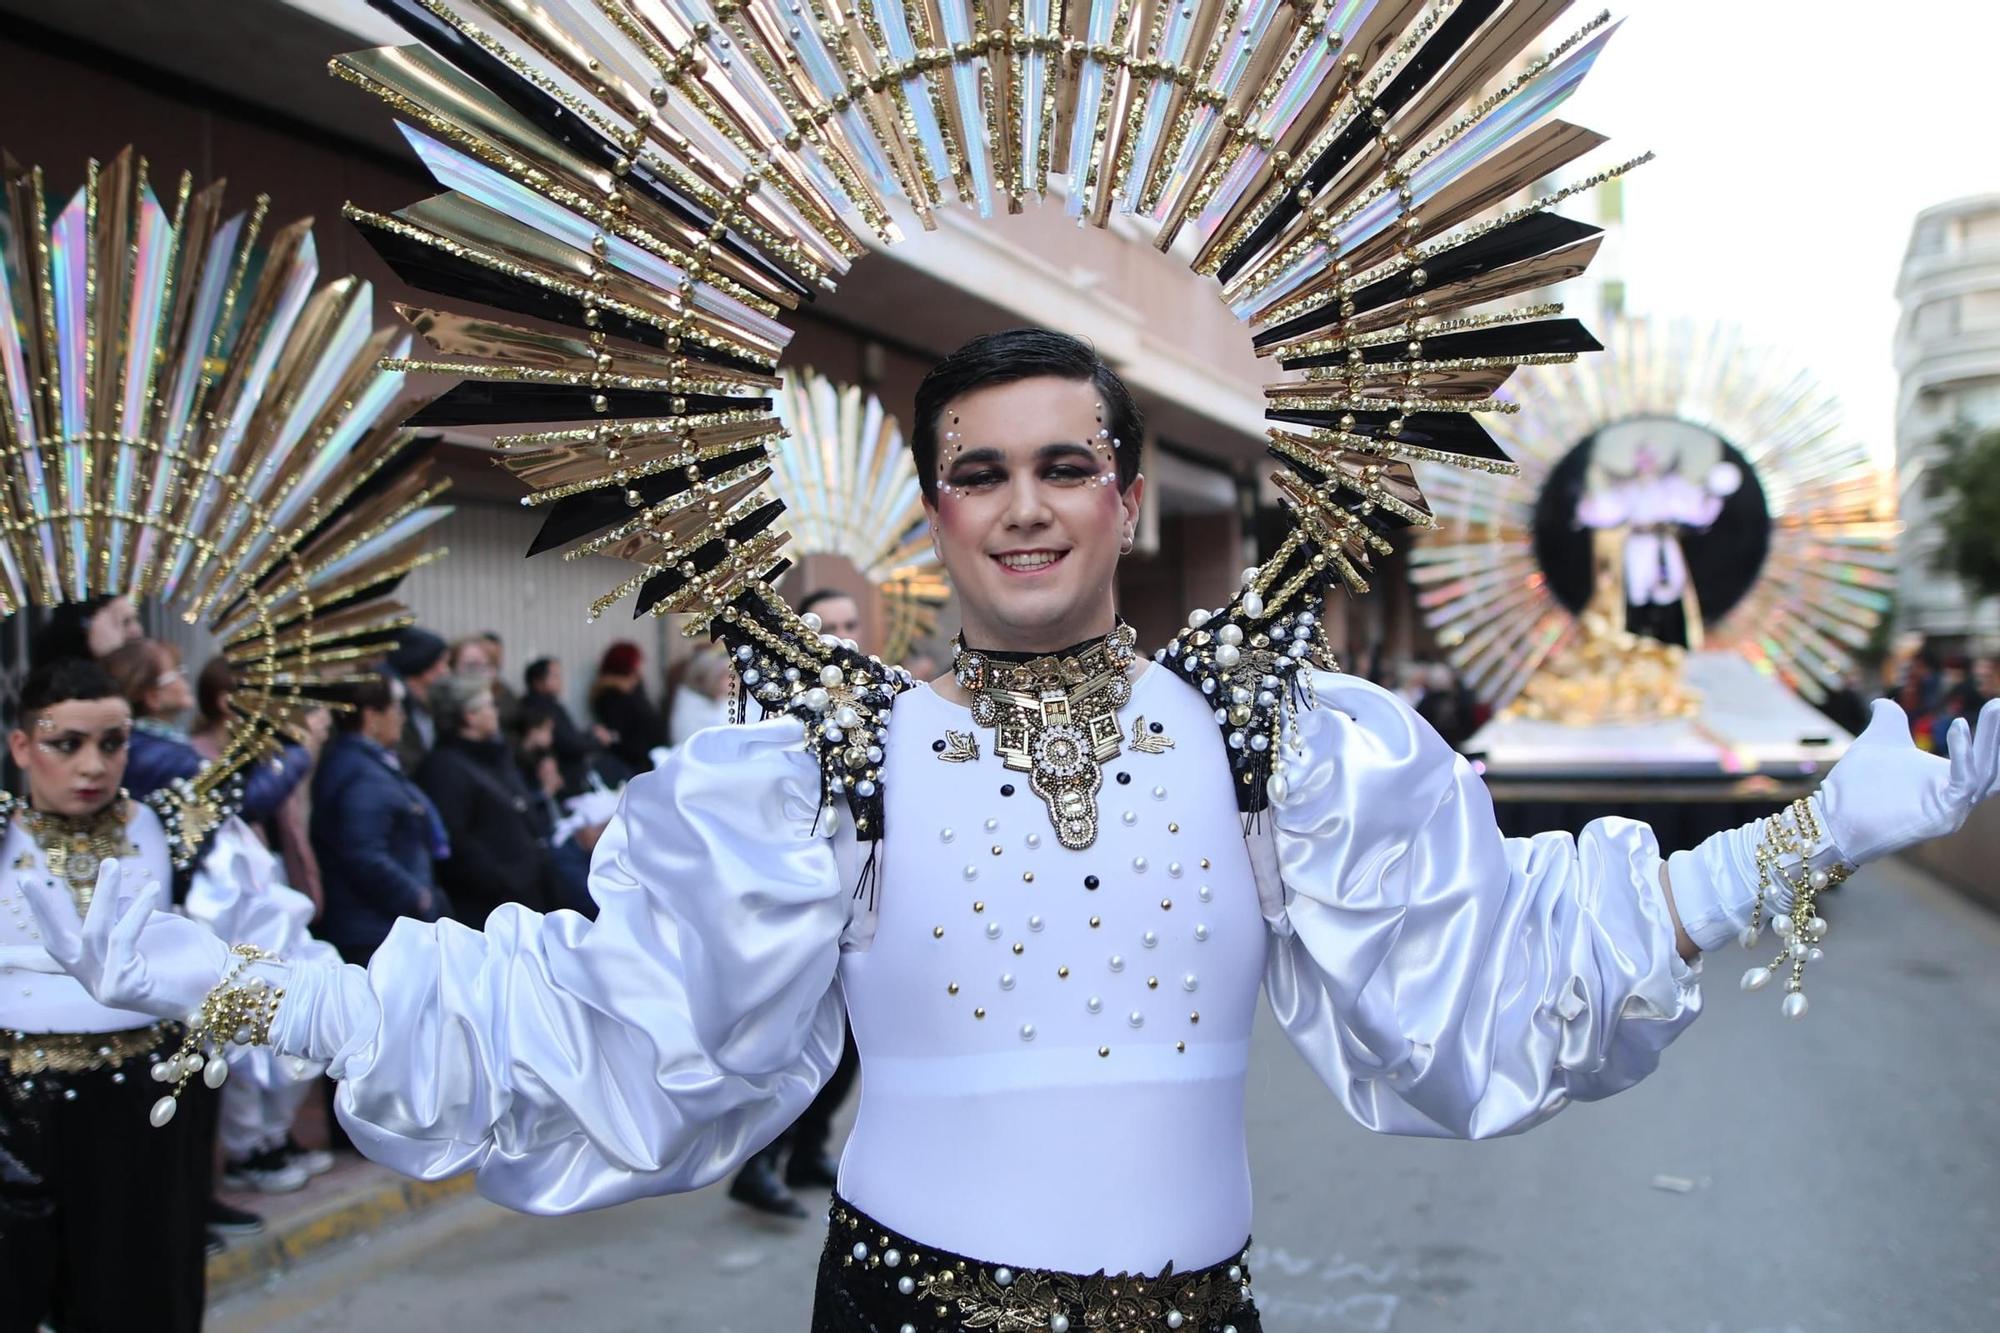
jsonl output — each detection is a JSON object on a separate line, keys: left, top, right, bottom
{"left": 387, "top": 627, "right": 449, "bottom": 772}
{"left": 799, "top": 587, "right": 864, "bottom": 644}
{"left": 515, "top": 726, "right": 610, "bottom": 919}
{"left": 667, "top": 644, "right": 733, "bottom": 744}
{"left": 100, "top": 639, "right": 314, "bottom": 822}
{"left": 518, "top": 655, "right": 626, "bottom": 790}
{"left": 591, "top": 640, "right": 666, "bottom": 774}
{"left": 450, "top": 633, "right": 521, "bottom": 732}
{"left": 30, "top": 593, "right": 143, "bottom": 663}
{"left": 190, "top": 656, "right": 328, "bottom": 917}
{"left": 419, "top": 674, "right": 554, "bottom": 924}
{"left": 312, "top": 674, "right": 449, "bottom": 965}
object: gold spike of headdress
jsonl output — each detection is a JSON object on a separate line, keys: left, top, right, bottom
{"left": 0, "top": 148, "right": 452, "bottom": 844}
{"left": 1410, "top": 316, "right": 1897, "bottom": 716}
{"left": 331, "top": 0, "right": 1646, "bottom": 828}
{"left": 770, "top": 367, "right": 944, "bottom": 664}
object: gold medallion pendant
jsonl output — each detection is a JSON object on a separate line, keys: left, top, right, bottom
{"left": 953, "top": 626, "right": 1138, "bottom": 851}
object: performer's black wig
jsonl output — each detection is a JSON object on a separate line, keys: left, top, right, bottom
{"left": 910, "top": 328, "right": 1144, "bottom": 502}
{"left": 14, "top": 658, "right": 122, "bottom": 727}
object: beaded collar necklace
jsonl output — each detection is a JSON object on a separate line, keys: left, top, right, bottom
{"left": 951, "top": 623, "right": 1138, "bottom": 851}
{"left": 10, "top": 792, "right": 136, "bottom": 911}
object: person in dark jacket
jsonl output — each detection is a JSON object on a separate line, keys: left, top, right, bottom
{"left": 589, "top": 640, "right": 666, "bottom": 774}
{"left": 417, "top": 674, "right": 554, "bottom": 925}
{"left": 518, "top": 656, "right": 627, "bottom": 792}
{"left": 311, "top": 675, "right": 449, "bottom": 965}
{"left": 99, "top": 638, "right": 314, "bottom": 821}
{"left": 387, "top": 628, "right": 449, "bottom": 774}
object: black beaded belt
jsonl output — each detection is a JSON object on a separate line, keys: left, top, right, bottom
{"left": 813, "top": 1193, "right": 1260, "bottom": 1333}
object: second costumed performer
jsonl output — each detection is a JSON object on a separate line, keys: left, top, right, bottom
{"left": 12, "top": 5, "right": 2000, "bottom": 1332}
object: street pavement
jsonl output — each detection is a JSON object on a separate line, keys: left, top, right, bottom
{"left": 213, "top": 856, "right": 2000, "bottom": 1332}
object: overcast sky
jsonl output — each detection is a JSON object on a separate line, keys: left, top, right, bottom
{"left": 1561, "top": 0, "right": 1999, "bottom": 465}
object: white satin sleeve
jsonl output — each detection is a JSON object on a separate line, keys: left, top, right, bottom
{"left": 268, "top": 715, "right": 849, "bottom": 1214}
{"left": 1260, "top": 672, "right": 1701, "bottom": 1140}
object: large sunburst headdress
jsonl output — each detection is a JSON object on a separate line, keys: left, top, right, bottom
{"left": 1410, "top": 317, "right": 1897, "bottom": 710}
{"left": 0, "top": 147, "right": 452, "bottom": 844}
{"left": 331, "top": 0, "right": 1642, "bottom": 833}
{"left": 770, "top": 367, "right": 944, "bottom": 663}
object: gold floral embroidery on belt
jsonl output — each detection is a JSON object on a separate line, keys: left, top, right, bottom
{"left": 834, "top": 1202, "right": 1253, "bottom": 1332}
{"left": 2, "top": 1023, "right": 173, "bottom": 1076}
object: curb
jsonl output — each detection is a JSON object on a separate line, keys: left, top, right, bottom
{"left": 207, "top": 1169, "right": 477, "bottom": 1299}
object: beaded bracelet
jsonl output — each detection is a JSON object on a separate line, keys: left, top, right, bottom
{"left": 148, "top": 944, "right": 284, "bottom": 1128}
{"left": 1738, "top": 798, "right": 1853, "bottom": 1019}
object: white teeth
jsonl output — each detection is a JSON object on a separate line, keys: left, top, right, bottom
{"left": 997, "top": 552, "right": 1061, "bottom": 569}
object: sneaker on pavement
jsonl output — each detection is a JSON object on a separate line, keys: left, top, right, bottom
{"left": 206, "top": 1199, "right": 266, "bottom": 1236}
{"left": 222, "top": 1146, "right": 310, "bottom": 1195}
{"left": 282, "top": 1135, "right": 336, "bottom": 1177}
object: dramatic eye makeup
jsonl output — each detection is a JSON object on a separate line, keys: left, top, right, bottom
{"left": 940, "top": 442, "right": 1114, "bottom": 495}
{"left": 34, "top": 726, "right": 132, "bottom": 757}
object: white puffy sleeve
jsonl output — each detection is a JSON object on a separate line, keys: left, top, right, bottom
{"left": 1260, "top": 672, "right": 1701, "bottom": 1140}
{"left": 267, "top": 715, "right": 850, "bottom": 1214}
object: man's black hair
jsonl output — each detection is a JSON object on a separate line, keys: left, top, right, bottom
{"left": 797, "top": 588, "right": 854, "bottom": 617}
{"left": 334, "top": 673, "right": 401, "bottom": 733}
{"left": 15, "top": 658, "right": 123, "bottom": 725}
{"left": 910, "top": 328, "right": 1143, "bottom": 503}
{"left": 524, "top": 656, "right": 558, "bottom": 692}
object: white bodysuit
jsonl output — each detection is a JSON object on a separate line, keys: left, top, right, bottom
{"left": 267, "top": 669, "right": 1702, "bottom": 1273}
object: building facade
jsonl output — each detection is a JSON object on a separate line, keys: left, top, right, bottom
{"left": 1894, "top": 194, "right": 2000, "bottom": 649}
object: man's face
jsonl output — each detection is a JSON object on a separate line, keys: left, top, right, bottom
{"left": 540, "top": 662, "right": 565, "bottom": 697}
{"left": 811, "top": 596, "right": 864, "bottom": 649}
{"left": 8, "top": 698, "right": 133, "bottom": 817}
{"left": 923, "top": 376, "right": 1141, "bottom": 655}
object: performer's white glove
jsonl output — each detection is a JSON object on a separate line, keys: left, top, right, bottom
{"left": 15, "top": 860, "right": 233, "bottom": 1020}
{"left": 1815, "top": 698, "right": 2000, "bottom": 864}
{"left": 1668, "top": 697, "right": 2000, "bottom": 953}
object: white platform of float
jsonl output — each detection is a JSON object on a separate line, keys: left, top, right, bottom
{"left": 1463, "top": 652, "right": 1851, "bottom": 784}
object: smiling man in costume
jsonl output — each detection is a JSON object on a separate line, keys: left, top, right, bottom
{"left": 17, "top": 328, "right": 2000, "bottom": 1333}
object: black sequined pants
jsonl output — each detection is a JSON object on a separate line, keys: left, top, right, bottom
{"left": 0, "top": 1032, "right": 215, "bottom": 1333}
{"left": 812, "top": 1193, "right": 1262, "bottom": 1333}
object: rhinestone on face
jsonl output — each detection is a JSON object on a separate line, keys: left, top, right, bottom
{"left": 1198, "top": 885, "right": 1212, "bottom": 902}
{"left": 941, "top": 828, "right": 955, "bottom": 843}
{"left": 1028, "top": 914, "right": 1044, "bottom": 931}
{"left": 1143, "top": 931, "right": 1158, "bottom": 948}
{"left": 1084, "top": 875, "right": 1099, "bottom": 890}
{"left": 1057, "top": 966, "right": 1069, "bottom": 979}
{"left": 1098, "top": 1046, "right": 1110, "bottom": 1058}
{"left": 947, "top": 982, "right": 959, "bottom": 995}
{"left": 1152, "top": 785, "right": 1167, "bottom": 800}
{"left": 985, "top": 818, "right": 1000, "bottom": 832}
{"left": 1087, "top": 995, "right": 1103, "bottom": 1013}
{"left": 933, "top": 926, "right": 945, "bottom": 939}
{"left": 1132, "top": 856, "right": 1148, "bottom": 873}
{"left": 999, "top": 972, "right": 1015, "bottom": 990}
{"left": 1109, "top": 954, "right": 1124, "bottom": 972}
{"left": 1121, "top": 810, "right": 1137, "bottom": 826}
{"left": 1194, "top": 924, "right": 1210, "bottom": 942}
{"left": 1168, "top": 862, "right": 1183, "bottom": 878}
{"left": 963, "top": 865, "right": 978, "bottom": 881}
{"left": 1089, "top": 915, "right": 1101, "bottom": 928}
{"left": 1128, "top": 1010, "right": 1144, "bottom": 1028}
{"left": 985, "top": 921, "right": 1002, "bottom": 939}
{"left": 974, "top": 1007, "right": 986, "bottom": 1019}
{"left": 1184, "top": 973, "right": 1199, "bottom": 991}
{"left": 1020, "top": 1023, "right": 1036, "bottom": 1042}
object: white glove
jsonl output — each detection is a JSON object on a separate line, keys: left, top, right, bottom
{"left": 17, "top": 860, "right": 232, "bottom": 1021}
{"left": 1817, "top": 698, "right": 2000, "bottom": 865}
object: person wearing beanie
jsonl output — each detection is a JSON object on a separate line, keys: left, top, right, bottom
{"left": 386, "top": 628, "right": 449, "bottom": 773}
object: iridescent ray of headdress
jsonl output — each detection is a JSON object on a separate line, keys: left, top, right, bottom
{"left": 771, "top": 368, "right": 944, "bottom": 664}
{"left": 331, "top": 0, "right": 1644, "bottom": 828}
{"left": 1411, "top": 318, "right": 1897, "bottom": 709}
{"left": 0, "top": 148, "right": 453, "bottom": 834}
